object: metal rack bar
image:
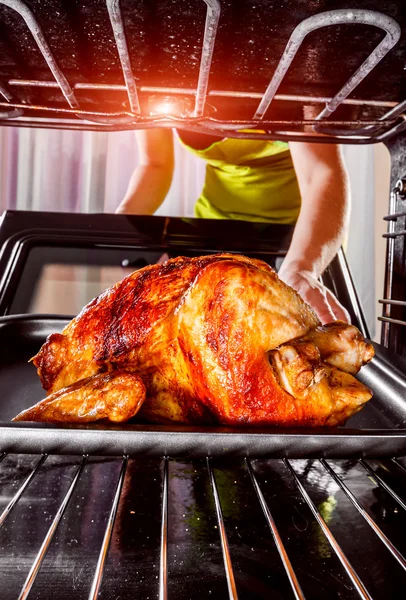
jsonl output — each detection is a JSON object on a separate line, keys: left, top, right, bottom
{"left": 88, "top": 456, "right": 128, "bottom": 600}
{"left": 0, "top": 454, "right": 47, "bottom": 528}
{"left": 194, "top": 1, "right": 221, "bottom": 117}
{"left": 378, "top": 316, "right": 406, "bottom": 327}
{"left": 0, "top": 4, "right": 402, "bottom": 138}
{"left": 159, "top": 458, "right": 168, "bottom": 600}
{"left": 383, "top": 230, "right": 406, "bottom": 238}
{"left": 369, "top": 99, "right": 406, "bottom": 136}
{"left": 382, "top": 184, "right": 399, "bottom": 346}
{"left": 0, "top": 0, "right": 134, "bottom": 125}
{"left": 0, "top": 82, "right": 23, "bottom": 118}
{"left": 359, "top": 460, "right": 406, "bottom": 511}
{"left": 207, "top": 458, "right": 239, "bottom": 600}
{"left": 254, "top": 9, "right": 401, "bottom": 121}
{"left": 316, "top": 12, "right": 401, "bottom": 121}
{"left": 383, "top": 210, "right": 406, "bottom": 221}
{"left": 284, "top": 459, "right": 372, "bottom": 600}
{"left": 0, "top": 0, "right": 78, "bottom": 109}
{"left": 0, "top": 116, "right": 386, "bottom": 141}
{"left": 392, "top": 458, "right": 406, "bottom": 474}
{"left": 106, "top": 0, "right": 140, "bottom": 114}
{"left": 320, "top": 460, "right": 406, "bottom": 571}
{"left": 313, "top": 97, "right": 406, "bottom": 138}
{"left": 0, "top": 100, "right": 133, "bottom": 118}
{"left": 379, "top": 299, "right": 406, "bottom": 307}
{"left": 7, "top": 79, "right": 398, "bottom": 108}
{"left": 246, "top": 460, "right": 305, "bottom": 600}
{"left": 377, "top": 118, "right": 406, "bottom": 143}
{"left": 377, "top": 98, "right": 406, "bottom": 123}
{"left": 17, "top": 456, "right": 88, "bottom": 600}
{"left": 0, "top": 99, "right": 391, "bottom": 130}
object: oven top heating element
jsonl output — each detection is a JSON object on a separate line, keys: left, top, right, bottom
{"left": 0, "top": 453, "right": 405, "bottom": 600}
{"left": 0, "top": 0, "right": 405, "bottom": 143}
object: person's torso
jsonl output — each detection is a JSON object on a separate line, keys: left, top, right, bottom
{"left": 177, "top": 130, "right": 301, "bottom": 224}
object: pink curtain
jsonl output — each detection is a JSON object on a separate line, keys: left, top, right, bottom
{"left": 0, "top": 126, "right": 205, "bottom": 216}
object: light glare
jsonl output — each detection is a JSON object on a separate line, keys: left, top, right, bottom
{"left": 150, "top": 101, "right": 177, "bottom": 116}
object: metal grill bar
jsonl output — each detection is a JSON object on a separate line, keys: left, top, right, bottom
{"left": 207, "top": 458, "right": 239, "bottom": 600}
{"left": 377, "top": 118, "right": 406, "bottom": 142}
{"left": 17, "top": 455, "right": 88, "bottom": 600}
{"left": 0, "top": 5, "right": 400, "bottom": 138}
{"left": 382, "top": 185, "right": 399, "bottom": 346}
{"left": 0, "top": 99, "right": 390, "bottom": 130}
{"left": 0, "top": 82, "right": 13, "bottom": 100}
{"left": 0, "top": 82, "right": 23, "bottom": 118}
{"left": 0, "top": 454, "right": 47, "bottom": 528}
{"left": 378, "top": 316, "right": 406, "bottom": 327}
{"left": 379, "top": 299, "right": 406, "bottom": 307}
{"left": 253, "top": 9, "right": 400, "bottom": 121}
{"left": 159, "top": 458, "right": 168, "bottom": 600}
{"left": 378, "top": 98, "right": 406, "bottom": 122}
{"left": 320, "top": 460, "right": 406, "bottom": 572}
{"left": 194, "top": 1, "right": 221, "bottom": 117}
{"left": 106, "top": 0, "right": 140, "bottom": 114}
{"left": 392, "top": 458, "right": 406, "bottom": 474}
{"left": 6, "top": 79, "right": 398, "bottom": 108}
{"left": 246, "top": 460, "right": 305, "bottom": 600}
{"left": 384, "top": 210, "right": 406, "bottom": 221}
{"left": 209, "top": 90, "right": 396, "bottom": 108}
{"left": 315, "top": 13, "right": 401, "bottom": 121}
{"left": 0, "top": 0, "right": 78, "bottom": 109}
{"left": 359, "top": 460, "right": 406, "bottom": 511}
{"left": 0, "top": 100, "right": 133, "bottom": 118}
{"left": 88, "top": 456, "right": 128, "bottom": 600}
{"left": 0, "top": 116, "right": 389, "bottom": 141}
{"left": 313, "top": 97, "right": 406, "bottom": 138}
{"left": 284, "top": 459, "right": 372, "bottom": 600}
{"left": 383, "top": 230, "right": 406, "bottom": 238}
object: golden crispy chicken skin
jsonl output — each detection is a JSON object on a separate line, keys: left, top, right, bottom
{"left": 13, "top": 372, "right": 146, "bottom": 424}
{"left": 17, "top": 254, "right": 374, "bottom": 426}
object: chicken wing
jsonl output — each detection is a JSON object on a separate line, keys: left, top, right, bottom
{"left": 13, "top": 371, "right": 145, "bottom": 423}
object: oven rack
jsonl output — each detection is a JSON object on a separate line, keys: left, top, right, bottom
{"left": 0, "top": 1, "right": 405, "bottom": 143}
{"left": 0, "top": 453, "right": 405, "bottom": 599}
{"left": 380, "top": 137, "right": 406, "bottom": 356}
{"left": 380, "top": 178, "right": 406, "bottom": 345}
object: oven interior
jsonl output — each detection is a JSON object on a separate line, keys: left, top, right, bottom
{"left": 0, "top": 1, "right": 406, "bottom": 598}
{"left": 0, "top": 211, "right": 405, "bottom": 598}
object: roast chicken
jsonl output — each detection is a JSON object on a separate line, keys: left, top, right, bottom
{"left": 13, "top": 254, "right": 374, "bottom": 427}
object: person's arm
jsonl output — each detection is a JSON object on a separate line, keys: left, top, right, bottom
{"left": 115, "top": 129, "right": 174, "bottom": 214}
{"left": 278, "top": 142, "right": 351, "bottom": 323}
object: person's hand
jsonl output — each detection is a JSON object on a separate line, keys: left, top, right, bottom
{"left": 278, "top": 267, "right": 350, "bottom": 324}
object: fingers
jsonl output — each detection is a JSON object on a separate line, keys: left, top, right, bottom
{"left": 301, "top": 285, "right": 336, "bottom": 324}
{"left": 279, "top": 268, "right": 351, "bottom": 325}
{"left": 325, "top": 288, "right": 351, "bottom": 323}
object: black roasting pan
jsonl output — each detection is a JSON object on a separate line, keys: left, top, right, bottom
{"left": 0, "top": 314, "right": 405, "bottom": 458}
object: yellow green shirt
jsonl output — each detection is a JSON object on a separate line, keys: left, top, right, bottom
{"left": 178, "top": 135, "right": 301, "bottom": 224}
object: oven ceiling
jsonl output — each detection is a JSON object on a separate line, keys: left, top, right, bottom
{"left": 0, "top": 0, "right": 405, "bottom": 142}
